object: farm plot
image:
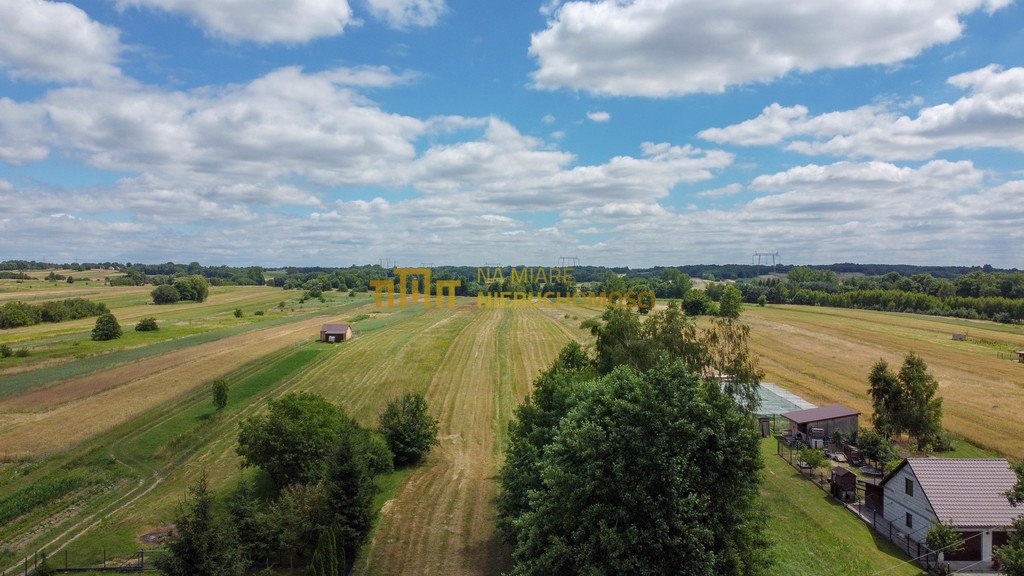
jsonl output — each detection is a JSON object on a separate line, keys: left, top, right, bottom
{"left": 744, "top": 305, "right": 1024, "bottom": 458}
{"left": 358, "top": 305, "right": 581, "bottom": 576}
{"left": 0, "top": 309, "right": 370, "bottom": 456}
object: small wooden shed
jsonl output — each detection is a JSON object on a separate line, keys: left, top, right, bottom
{"left": 1016, "top": 350, "right": 1024, "bottom": 363}
{"left": 831, "top": 467, "right": 857, "bottom": 502}
{"left": 320, "top": 323, "right": 352, "bottom": 343}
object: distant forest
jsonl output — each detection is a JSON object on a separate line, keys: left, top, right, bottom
{"left": 2, "top": 259, "right": 1022, "bottom": 323}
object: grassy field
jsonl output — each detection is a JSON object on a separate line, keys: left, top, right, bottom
{"left": 744, "top": 304, "right": 1024, "bottom": 458}
{"left": 2, "top": 285, "right": 1020, "bottom": 575}
{"left": 760, "top": 439, "right": 923, "bottom": 576}
{"left": 0, "top": 287, "right": 596, "bottom": 576}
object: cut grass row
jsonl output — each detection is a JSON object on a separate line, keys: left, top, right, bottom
{"left": 0, "top": 297, "right": 371, "bottom": 399}
{"left": 0, "top": 303, "right": 468, "bottom": 572}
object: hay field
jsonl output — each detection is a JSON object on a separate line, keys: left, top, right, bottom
{"left": 744, "top": 305, "right": 1024, "bottom": 458}
{"left": 0, "top": 299, "right": 589, "bottom": 576}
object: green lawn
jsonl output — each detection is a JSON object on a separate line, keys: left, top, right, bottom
{"left": 761, "top": 438, "right": 923, "bottom": 576}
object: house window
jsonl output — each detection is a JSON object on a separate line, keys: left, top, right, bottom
{"left": 905, "top": 478, "right": 914, "bottom": 496}
{"left": 906, "top": 513, "right": 913, "bottom": 529}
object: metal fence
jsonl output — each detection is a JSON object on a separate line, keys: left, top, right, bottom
{"left": 2, "top": 548, "right": 168, "bottom": 575}
{"left": 861, "top": 510, "right": 943, "bottom": 573}
{"left": 774, "top": 440, "right": 952, "bottom": 575}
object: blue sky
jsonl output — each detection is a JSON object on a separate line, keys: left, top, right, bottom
{"left": 1, "top": 0, "right": 1023, "bottom": 267}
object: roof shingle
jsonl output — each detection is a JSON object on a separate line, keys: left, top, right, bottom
{"left": 900, "top": 458, "right": 1022, "bottom": 529}
{"left": 320, "top": 323, "right": 350, "bottom": 332}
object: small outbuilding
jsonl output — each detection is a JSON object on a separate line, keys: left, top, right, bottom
{"left": 1016, "top": 350, "right": 1024, "bottom": 363}
{"left": 831, "top": 467, "right": 857, "bottom": 502}
{"left": 320, "top": 323, "right": 352, "bottom": 343}
{"left": 781, "top": 404, "right": 860, "bottom": 446}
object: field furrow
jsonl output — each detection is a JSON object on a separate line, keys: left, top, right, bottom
{"left": 361, "top": 304, "right": 573, "bottom": 576}
{"left": 0, "top": 312, "right": 358, "bottom": 456}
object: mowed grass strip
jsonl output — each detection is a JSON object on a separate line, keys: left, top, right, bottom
{"left": 54, "top": 306, "right": 459, "bottom": 560}
{"left": 744, "top": 305, "right": 1024, "bottom": 458}
{"left": 761, "top": 439, "right": 922, "bottom": 576}
{"left": 0, "top": 313, "right": 357, "bottom": 456}
{"left": 0, "top": 302, "right": 367, "bottom": 399}
{"left": 360, "top": 305, "right": 575, "bottom": 576}
{"left": 48, "top": 347, "right": 329, "bottom": 562}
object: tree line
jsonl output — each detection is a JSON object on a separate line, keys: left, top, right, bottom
{"left": 0, "top": 298, "right": 109, "bottom": 329}
{"left": 737, "top": 268, "right": 1024, "bottom": 323}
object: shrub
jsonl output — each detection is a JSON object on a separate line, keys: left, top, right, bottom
{"left": 254, "top": 310, "right": 264, "bottom": 316}
{"left": 135, "top": 317, "right": 159, "bottom": 332}
{"left": 14, "top": 348, "right": 29, "bottom": 357}
{"left": 379, "top": 392, "right": 439, "bottom": 467}
{"left": 152, "top": 284, "right": 181, "bottom": 305}
{"left": 932, "top": 432, "right": 956, "bottom": 452}
{"left": 91, "top": 313, "right": 122, "bottom": 341}
{"left": 0, "top": 344, "right": 12, "bottom": 358}
{"left": 213, "top": 379, "right": 229, "bottom": 411}
{"left": 234, "top": 308, "right": 243, "bottom": 318}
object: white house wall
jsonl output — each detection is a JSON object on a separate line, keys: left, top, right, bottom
{"left": 883, "top": 465, "right": 937, "bottom": 539}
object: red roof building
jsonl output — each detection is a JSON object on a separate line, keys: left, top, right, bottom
{"left": 320, "top": 323, "right": 352, "bottom": 343}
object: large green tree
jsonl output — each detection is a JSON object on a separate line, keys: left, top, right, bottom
{"left": 496, "top": 342, "right": 596, "bottom": 543}
{"left": 504, "top": 360, "right": 768, "bottom": 576}
{"left": 900, "top": 353, "right": 943, "bottom": 449}
{"left": 718, "top": 285, "right": 744, "bottom": 319}
{"left": 378, "top": 392, "right": 439, "bottom": 467}
{"left": 236, "top": 392, "right": 347, "bottom": 489}
{"left": 151, "top": 284, "right": 181, "bottom": 304}
{"left": 323, "top": 436, "right": 376, "bottom": 560}
{"left": 867, "top": 353, "right": 943, "bottom": 449}
{"left": 91, "top": 313, "right": 122, "bottom": 341}
{"left": 590, "top": 302, "right": 763, "bottom": 412}
{"left": 868, "top": 360, "right": 904, "bottom": 438}
{"left": 156, "top": 474, "right": 246, "bottom": 576}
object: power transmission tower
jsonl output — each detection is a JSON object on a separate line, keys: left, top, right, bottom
{"left": 751, "top": 251, "right": 781, "bottom": 272}
{"left": 558, "top": 256, "right": 580, "bottom": 268}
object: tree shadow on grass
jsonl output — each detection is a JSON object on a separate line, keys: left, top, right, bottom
{"left": 459, "top": 532, "right": 513, "bottom": 576}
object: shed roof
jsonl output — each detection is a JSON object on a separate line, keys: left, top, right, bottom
{"left": 882, "top": 458, "right": 1022, "bottom": 529}
{"left": 781, "top": 404, "right": 860, "bottom": 424}
{"left": 320, "top": 323, "right": 351, "bottom": 333}
{"left": 833, "top": 466, "right": 856, "bottom": 478}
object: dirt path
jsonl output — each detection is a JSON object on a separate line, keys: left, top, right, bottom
{"left": 0, "top": 313, "right": 347, "bottom": 456}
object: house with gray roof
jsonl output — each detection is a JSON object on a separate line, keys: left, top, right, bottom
{"left": 879, "top": 458, "right": 1022, "bottom": 564}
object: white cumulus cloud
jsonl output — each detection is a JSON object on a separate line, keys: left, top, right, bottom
{"left": 700, "top": 65, "right": 1024, "bottom": 160}
{"left": 116, "top": 0, "right": 353, "bottom": 43}
{"left": 586, "top": 110, "right": 610, "bottom": 122}
{"left": 0, "top": 0, "right": 122, "bottom": 83}
{"left": 530, "top": 0, "right": 1006, "bottom": 97}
